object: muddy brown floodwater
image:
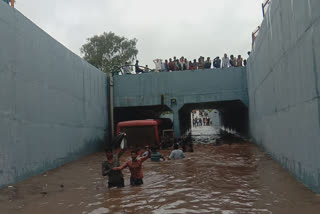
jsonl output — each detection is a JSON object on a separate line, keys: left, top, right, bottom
{"left": 1, "top": 142, "right": 320, "bottom": 214}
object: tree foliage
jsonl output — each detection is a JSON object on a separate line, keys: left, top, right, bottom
{"left": 80, "top": 32, "right": 138, "bottom": 74}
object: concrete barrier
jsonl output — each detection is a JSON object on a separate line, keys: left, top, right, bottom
{"left": 0, "top": 2, "right": 108, "bottom": 188}
{"left": 247, "top": 0, "right": 320, "bottom": 193}
{"left": 113, "top": 67, "right": 248, "bottom": 137}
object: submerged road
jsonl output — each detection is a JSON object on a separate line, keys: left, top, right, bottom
{"left": 0, "top": 127, "right": 319, "bottom": 214}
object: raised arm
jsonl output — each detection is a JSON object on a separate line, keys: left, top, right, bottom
{"left": 140, "top": 149, "right": 151, "bottom": 162}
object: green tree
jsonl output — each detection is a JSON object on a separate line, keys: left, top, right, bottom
{"left": 80, "top": 32, "right": 138, "bottom": 74}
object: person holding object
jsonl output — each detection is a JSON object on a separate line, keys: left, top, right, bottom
{"left": 113, "top": 148, "right": 151, "bottom": 186}
{"left": 102, "top": 133, "right": 127, "bottom": 188}
{"left": 102, "top": 147, "right": 125, "bottom": 188}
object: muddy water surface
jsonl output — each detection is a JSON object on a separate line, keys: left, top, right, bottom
{"left": 1, "top": 128, "right": 320, "bottom": 214}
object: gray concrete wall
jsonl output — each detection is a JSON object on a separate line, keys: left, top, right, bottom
{"left": 114, "top": 67, "right": 248, "bottom": 108}
{"left": 114, "top": 67, "right": 248, "bottom": 137}
{"left": 0, "top": 3, "right": 108, "bottom": 188}
{"left": 247, "top": 0, "right": 320, "bottom": 193}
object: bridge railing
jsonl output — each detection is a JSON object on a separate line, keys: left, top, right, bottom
{"left": 262, "top": 0, "right": 271, "bottom": 17}
{"left": 251, "top": 26, "right": 261, "bottom": 49}
{"left": 252, "top": 0, "right": 271, "bottom": 49}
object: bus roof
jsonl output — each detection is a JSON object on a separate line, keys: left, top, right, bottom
{"left": 117, "top": 120, "right": 160, "bottom": 128}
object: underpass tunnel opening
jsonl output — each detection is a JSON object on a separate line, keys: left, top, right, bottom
{"left": 113, "top": 105, "right": 173, "bottom": 146}
{"left": 179, "top": 100, "right": 248, "bottom": 137}
{"left": 191, "top": 109, "right": 221, "bottom": 128}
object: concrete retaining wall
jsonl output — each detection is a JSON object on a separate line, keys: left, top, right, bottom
{"left": 114, "top": 67, "right": 248, "bottom": 108}
{"left": 247, "top": 0, "right": 320, "bottom": 193}
{"left": 0, "top": 2, "right": 108, "bottom": 188}
{"left": 114, "top": 67, "right": 248, "bottom": 137}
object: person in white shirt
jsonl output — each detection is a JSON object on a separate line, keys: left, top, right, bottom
{"left": 123, "top": 62, "right": 131, "bottom": 74}
{"left": 222, "top": 53, "right": 229, "bottom": 68}
{"left": 168, "top": 144, "right": 185, "bottom": 160}
{"left": 153, "top": 59, "right": 162, "bottom": 72}
{"left": 184, "top": 58, "right": 189, "bottom": 70}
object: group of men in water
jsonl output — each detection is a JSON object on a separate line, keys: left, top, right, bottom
{"left": 102, "top": 140, "right": 186, "bottom": 188}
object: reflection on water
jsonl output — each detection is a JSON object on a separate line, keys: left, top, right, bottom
{"left": 0, "top": 127, "right": 320, "bottom": 214}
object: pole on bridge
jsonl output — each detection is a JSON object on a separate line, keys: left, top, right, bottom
{"left": 109, "top": 74, "right": 115, "bottom": 138}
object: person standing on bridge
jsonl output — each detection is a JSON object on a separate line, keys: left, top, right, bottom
{"left": 135, "top": 60, "right": 144, "bottom": 74}
{"left": 222, "top": 54, "right": 229, "bottom": 68}
{"left": 123, "top": 62, "right": 131, "bottom": 74}
{"left": 213, "top": 57, "right": 221, "bottom": 68}
{"left": 184, "top": 58, "right": 189, "bottom": 70}
{"left": 153, "top": 59, "right": 162, "bottom": 72}
{"left": 229, "top": 55, "right": 236, "bottom": 67}
{"left": 237, "top": 55, "right": 243, "bottom": 67}
{"left": 193, "top": 59, "right": 198, "bottom": 70}
{"left": 113, "top": 148, "right": 151, "bottom": 186}
{"left": 204, "top": 57, "right": 212, "bottom": 69}
{"left": 168, "top": 58, "right": 175, "bottom": 71}
{"left": 198, "top": 57, "right": 204, "bottom": 69}
{"left": 161, "top": 60, "right": 168, "bottom": 72}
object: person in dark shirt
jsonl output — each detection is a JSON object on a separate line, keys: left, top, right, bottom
{"left": 213, "top": 57, "right": 221, "bottom": 68}
{"left": 193, "top": 59, "right": 198, "bottom": 70}
{"left": 102, "top": 148, "right": 125, "bottom": 188}
{"left": 204, "top": 57, "right": 211, "bottom": 69}
{"left": 229, "top": 55, "right": 235, "bottom": 67}
{"left": 150, "top": 147, "right": 165, "bottom": 162}
{"left": 176, "top": 59, "right": 182, "bottom": 71}
{"left": 135, "top": 60, "right": 144, "bottom": 74}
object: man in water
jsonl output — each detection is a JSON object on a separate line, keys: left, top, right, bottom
{"left": 168, "top": 143, "right": 185, "bottom": 160}
{"left": 150, "top": 146, "right": 165, "bottom": 162}
{"left": 102, "top": 148, "right": 125, "bottom": 188}
{"left": 113, "top": 148, "right": 151, "bottom": 186}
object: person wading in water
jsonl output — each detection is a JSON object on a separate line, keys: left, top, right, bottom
{"left": 113, "top": 148, "right": 151, "bottom": 186}
{"left": 102, "top": 147, "right": 125, "bottom": 188}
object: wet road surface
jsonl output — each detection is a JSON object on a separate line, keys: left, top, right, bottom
{"left": 1, "top": 127, "right": 320, "bottom": 214}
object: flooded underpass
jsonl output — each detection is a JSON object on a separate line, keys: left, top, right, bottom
{"left": 1, "top": 127, "right": 320, "bottom": 214}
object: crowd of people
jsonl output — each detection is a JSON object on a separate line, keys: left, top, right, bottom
{"left": 192, "top": 109, "right": 213, "bottom": 127}
{"left": 119, "top": 53, "right": 249, "bottom": 75}
{"left": 193, "top": 117, "right": 211, "bottom": 127}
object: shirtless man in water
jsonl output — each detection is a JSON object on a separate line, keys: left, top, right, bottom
{"left": 113, "top": 148, "right": 151, "bottom": 186}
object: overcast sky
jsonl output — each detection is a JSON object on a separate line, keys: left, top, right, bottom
{"left": 15, "top": 0, "right": 263, "bottom": 68}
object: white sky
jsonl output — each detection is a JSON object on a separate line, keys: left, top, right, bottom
{"left": 15, "top": 0, "right": 264, "bottom": 68}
